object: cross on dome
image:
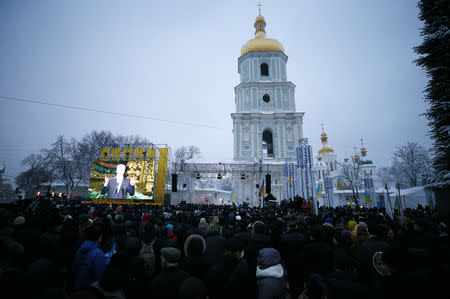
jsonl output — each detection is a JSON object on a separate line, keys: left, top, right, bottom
{"left": 257, "top": 2, "right": 263, "bottom": 15}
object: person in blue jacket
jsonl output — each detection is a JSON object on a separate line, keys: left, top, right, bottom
{"left": 72, "top": 226, "right": 106, "bottom": 290}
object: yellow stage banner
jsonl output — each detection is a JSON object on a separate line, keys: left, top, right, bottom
{"left": 135, "top": 148, "right": 146, "bottom": 157}
{"left": 154, "top": 148, "right": 168, "bottom": 204}
{"left": 123, "top": 148, "right": 133, "bottom": 158}
{"left": 111, "top": 148, "right": 122, "bottom": 161}
{"left": 100, "top": 148, "right": 110, "bottom": 160}
{"left": 148, "top": 148, "right": 156, "bottom": 158}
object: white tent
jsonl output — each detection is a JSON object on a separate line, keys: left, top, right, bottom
{"left": 389, "top": 186, "right": 433, "bottom": 209}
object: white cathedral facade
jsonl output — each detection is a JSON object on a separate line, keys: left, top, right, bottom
{"left": 230, "top": 12, "right": 304, "bottom": 205}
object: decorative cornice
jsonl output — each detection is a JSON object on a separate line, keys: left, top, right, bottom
{"left": 231, "top": 112, "right": 304, "bottom": 120}
{"left": 235, "top": 81, "right": 296, "bottom": 91}
{"left": 238, "top": 50, "right": 288, "bottom": 64}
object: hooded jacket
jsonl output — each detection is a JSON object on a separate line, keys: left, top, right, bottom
{"left": 72, "top": 240, "right": 106, "bottom": 289}
{"left": 256, "top": 248, "right": 286, "bottom": 299}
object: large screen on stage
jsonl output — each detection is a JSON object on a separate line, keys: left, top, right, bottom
{"left": 88, "top": 159, "right": 156, "bottom": 200}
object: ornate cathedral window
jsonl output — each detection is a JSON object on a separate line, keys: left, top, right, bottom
{"left": 260, "top": 63, "right": 269, "bottom": 76}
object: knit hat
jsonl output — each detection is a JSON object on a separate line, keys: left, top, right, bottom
{"left": 166, "top": 224, "right": 174, "bottom": 231}
{"left": 348, "top": 220, "right": 357, "bottom": 237}
{"left": 161, "top": 247, "right": 182, "bottom": 264}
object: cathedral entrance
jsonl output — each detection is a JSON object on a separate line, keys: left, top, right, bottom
{"left": 262, "top": 130, "right": 274, "bottom": 158}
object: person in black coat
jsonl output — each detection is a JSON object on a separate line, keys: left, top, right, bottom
{"left": 205, "top": 229, "right": 226, "bottom": 260}
{"left": 182, "top": 234, "right": 211, "bottom": 281}
{"left": 256, "top": 248, "right": 286, "bottom": 299}
{"left": 355, "top": 224, "right": 390, "bottom": 283}
{"left": 206, "top": 238, "right": 251, "bottom": 299}
{"left": 303, "top": 225, "right": 334, "bottom": 276}
{"left": 279, "top": 221, "right": 306, "bottom": 298}
{"left": 149, "top": 247, "right": 189, "bottom": 299}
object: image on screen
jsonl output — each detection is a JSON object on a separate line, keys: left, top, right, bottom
{"left": 88, "top": 159, "right": 156, "bottom": 200}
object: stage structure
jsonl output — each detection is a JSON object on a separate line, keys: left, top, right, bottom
{"left": 87, "top": 145, "right": 169, "bottom": 205}
{"left": 175, "top": 161, "right": 270, "bottom": 206}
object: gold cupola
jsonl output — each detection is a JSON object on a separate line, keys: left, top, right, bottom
{"left": 360, "top": 138, "right": 367, "bottom": 157}
{"left": 318, "top": 124, "right": 334, "bottom": 155}
{"left": 241, "top": 12, "right": 284, "bottom": 56}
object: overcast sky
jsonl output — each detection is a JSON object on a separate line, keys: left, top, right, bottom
{"left": 0, "top": 0, "right": 431, "bottom": 182}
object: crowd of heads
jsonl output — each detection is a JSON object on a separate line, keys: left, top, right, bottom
{"left": 0, "top": 197, "right": 448, "bottom": 299}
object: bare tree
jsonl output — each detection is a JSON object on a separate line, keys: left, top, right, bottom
{"left": 15, "top": 130, "right": 155, "bottom": 197}
{"left": 376, "top": 167, "right": 394, "bottom": 189}
{"left": 392, "top": 142, "right": 431, "bottom": 187}
{"left": 76, "top": 130, "right": 154, "bottom": 185}
{"left": 337, "top": 156, "right": 362, "bottom": 206}
{"left": 173, "top": 145, "right": 201, "bottom": 172}
{"left": 16, "top": 153, "right": 53, "bottom": 197}
{"left": 44, "top": 136, "right": 85, "bottom": 196}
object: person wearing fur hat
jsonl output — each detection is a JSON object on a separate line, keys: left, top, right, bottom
{"left": 256, "top": 248, "right": 286, "bottom": 299}
{"left": 182, "top": 234, "right": 211, "bottom": 281}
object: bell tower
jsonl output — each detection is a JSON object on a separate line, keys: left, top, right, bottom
{"left": 232, "top": 11, "right": 304, "bottom": 161}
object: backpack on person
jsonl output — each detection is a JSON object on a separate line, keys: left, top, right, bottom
{"left": 139, "top": 238, "right": 156, "bottom": 279}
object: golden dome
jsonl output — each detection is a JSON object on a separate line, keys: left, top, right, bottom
{"left": 255, "top": 14, "right": 266, "bottom": 24}
{"left": 318, "top": 146, "right": 334, "bottom": 155}
{"left": 241, "top": 14, "right": 284, "bottom": 56}
{"left": 318, "top": 124, "right": 334, "bottom": 155}
{"left": 361, "top": 147, "right": 367, "bottom": 157}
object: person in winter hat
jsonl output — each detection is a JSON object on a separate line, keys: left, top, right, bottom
{"left": 348, "top": 220, "right": 357, "bottom": 238}
{"left": 256, "top": 248, "right": 286, "bottom": 299}
{"left": 198, "top": 218, "right": 209, "bottom": 232}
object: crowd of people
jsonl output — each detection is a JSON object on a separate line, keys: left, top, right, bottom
{"left": 0, "top": 197, "right": 448, "bottom": 299}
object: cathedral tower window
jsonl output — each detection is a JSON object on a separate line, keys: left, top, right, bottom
{"left": 260, "top": 63, "right": 269, "bottom": 76}
{"left": 263, "top": 94, "right": 270, "bottom": 103}
{"left": 262, "top": 130, "right": 274, "bottom": 158}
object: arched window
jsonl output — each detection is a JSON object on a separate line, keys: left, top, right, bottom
{"left": 260, "top": 63, "right": 269, "bottom": 76}
{"left": 263, "top": 94, "right": 270, "bottom": 103}
{"left": 262, "top": 130, "right": 274, "bottom": 158}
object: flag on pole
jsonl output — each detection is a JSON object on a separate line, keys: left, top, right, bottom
{"left": 229, "top": 188, "right": 236, "bottom": 202}
{"left": 393, "top": 197, "right": 399, "bottom": 210}
{"left": 364, "top": 191, "right": 374, "bottom": 203}
{"left": 336, "top": 176, "right": 343, "bottom": 190}
{"left": 316, "top": 182, "right": 323, "bottom": 198}
{"left": 346, "top": 195, "right": 354, "bottom": 208}
{"left": 260, "top": 180, "right": 265, "bottom": 197}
